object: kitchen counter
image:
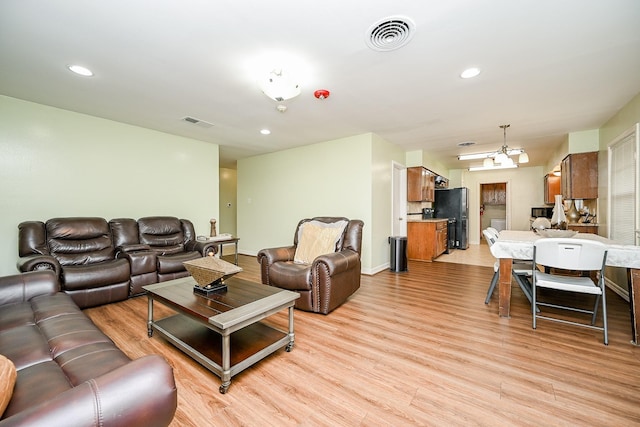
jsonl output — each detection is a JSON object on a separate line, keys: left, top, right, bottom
{"left": 407, "top": 220, "right": 448, "bottom": 261}
{"left": 407, "top": 218, "right": 448, "bottom": 223}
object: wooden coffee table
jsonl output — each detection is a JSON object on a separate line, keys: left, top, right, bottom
{"left": 143, "top": 276, "right": 299, "bottom": 393}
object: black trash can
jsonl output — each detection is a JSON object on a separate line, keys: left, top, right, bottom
{"left": 388, "top": 236, "right": 408, "bottom": 272}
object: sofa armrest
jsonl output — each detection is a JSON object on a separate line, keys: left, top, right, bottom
{"left": 257, "top": 246, "right": 296, "bottom": 285}
{"left": 16, "top": 254, "right": 60, "bottom": 276}
{"left": 0, "top": 355, "right": 177, "bottom": 427}
{"left": 257, "top": 246, "right": 296, "bottom": 264}
{"left": 0, "top": 270, "right": 59, "bottom": 306}
{"left": 185, "top": 240, "right": 217, "bottom": 256}
{"left": 115, "top": 243, "right": 151, "bottom": 254}
{"left": 312, "top": 249, "right": 360, "bottom": 276}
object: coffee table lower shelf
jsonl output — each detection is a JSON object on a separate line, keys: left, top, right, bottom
{"left": 151, "top": 314, "right": 291, "bottom": 393}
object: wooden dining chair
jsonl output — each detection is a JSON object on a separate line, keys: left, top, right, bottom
{"left": 532, "top": 238, "right": 608, "bottom": 344}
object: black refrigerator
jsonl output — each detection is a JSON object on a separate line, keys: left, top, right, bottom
{"left": 434, "top": 187, "right": 469, "bottom": 249}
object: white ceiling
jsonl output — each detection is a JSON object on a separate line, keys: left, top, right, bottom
{"left": 1, "top": 0, "right": 639, "bottom": 171}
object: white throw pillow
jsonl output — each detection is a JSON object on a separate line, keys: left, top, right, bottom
{"left": 294, "top": 220, "right": 347, "bottom": 264}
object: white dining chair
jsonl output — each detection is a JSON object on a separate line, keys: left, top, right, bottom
{"left": 532, "top": 237, "right": 608, "bottom": 344}
{"left": 486, "top": 227, "right": 500, "bottom": 240}
{"left": 483, "top": 229, "right": 534, "bottom": 306}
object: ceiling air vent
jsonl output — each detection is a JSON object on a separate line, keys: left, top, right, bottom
{"left": 366, "top": 16, "right": 415, "bottom": 52}
{"left": 181, "top": 116, "right": 214, "bottom": 129}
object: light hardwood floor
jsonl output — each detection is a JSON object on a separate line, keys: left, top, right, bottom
{"left": 84, "top": 254, "right": 640, "bottom": 426}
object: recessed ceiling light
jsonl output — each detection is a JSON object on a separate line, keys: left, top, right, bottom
{"left": 457, "top": 141, "right": 476, "bottom": 147}
{"left": 260, "top": 129, "right": 271, "bottom": 135}
{"left": 460, "top": 67, "right": 480, "bottom": 79}
{"left": 67, "top": 65, "right": 94, "bottom": 77}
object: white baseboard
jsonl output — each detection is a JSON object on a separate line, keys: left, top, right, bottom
{"left": 606, "top": 277, "right": 629, "bottom": 302}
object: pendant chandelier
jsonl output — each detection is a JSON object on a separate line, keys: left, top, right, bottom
{"left": 482, "top": 124, "right": 529, "bottom": 168}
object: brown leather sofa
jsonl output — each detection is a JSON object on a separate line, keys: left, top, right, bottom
{"left": 0, "top": 270, "right": 177, "bottom": 426}
{"left": 17, "top": 217, "right": 131, "bottom": 308}
{"left": 257, "top": 217, "right": 364, "bottom": 314}
{"left": 17, "top": 216, "right": 217, "bottom": 307}
{"left": 110, "top": 216, "right": 217, "bottom": 294}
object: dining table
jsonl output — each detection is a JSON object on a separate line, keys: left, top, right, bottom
{"left": 489, "top": 230, "right": 640, "bottom": 345}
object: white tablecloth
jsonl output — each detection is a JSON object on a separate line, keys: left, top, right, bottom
{"left": 490, "top": 230, "right": 640, "bottom": 269}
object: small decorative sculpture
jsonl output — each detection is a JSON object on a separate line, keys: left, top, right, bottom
{"left": 550, "top": 195, "right": 567, "bottom": 230}
{"left": 210, "top": 218, "right": 217, "bottom": 237}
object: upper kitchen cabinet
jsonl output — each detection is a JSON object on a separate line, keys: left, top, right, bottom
{"left": 482, "top": 183, "right": 506, "bottom": 205}
{"left": 407, "top": 166, "right": 435, "bottom": 202}
{"left": 561, "top": 152, "right": 598, "bottom": 199}
{"left": 544, "top": 174, "right": 561, "bottom": 204}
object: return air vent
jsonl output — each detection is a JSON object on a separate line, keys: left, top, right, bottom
{"left": 366, "top": 16, "right": 415, "bottom": 51}
{"left": 181, "top": 116, "right": 214, "bottom": 128}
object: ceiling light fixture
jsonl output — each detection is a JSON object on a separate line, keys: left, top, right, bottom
{"left": 458, "top": 124, "right": 529, "bottom": 167}
{"left": 469, "top": 163, "right": 519, "bottom": 172}
{"left": 67, "top": 64, "right": 93, "bottom": 77}
{"left": 260, "top": 129, "right": 271, "bottom": 135}
{"left": 259, "top": 69, "right": 300, "bottom": 102}
{"left": 460, "top": 67, "right": 481, "bottom": 79}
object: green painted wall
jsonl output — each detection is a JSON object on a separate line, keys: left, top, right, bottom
{"left": 371, "top": 133, "right": 407, "bottom": 271}
{"left": 568, "top": 129, "right": 599, "bottom": 152}
{"left": 0, "top": 95, "right": 219, "bottom": 275}
{"left": 237, "top": 132, "right": 404, "bottom": 273}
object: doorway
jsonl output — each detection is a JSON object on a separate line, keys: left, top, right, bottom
{"left": 480, "top": 182, "right": 507, "bottom": 243}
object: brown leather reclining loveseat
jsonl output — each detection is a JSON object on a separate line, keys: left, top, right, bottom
{"left": 17, "top": 216, "right": 216, "bottom": 308}
{"left": 0, "top": 270, "right": 177, "bottom": 426}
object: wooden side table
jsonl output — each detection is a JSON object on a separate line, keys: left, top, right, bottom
{"left": 208, "top": 237, "right": 240, "bottom": 265}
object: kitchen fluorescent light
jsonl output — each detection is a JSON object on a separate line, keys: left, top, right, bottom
{"left": 458, "top": 148, "right": 524, "bottom": 161}
{"left": 469, "top": 164, "right": 518, "bottom": 172}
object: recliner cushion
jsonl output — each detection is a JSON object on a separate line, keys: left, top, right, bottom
{"left": 61, "top": 259, "right": 130, "bottom": 290}
{"left": 46, "top": 218, "right": 115, "bottom": 265}
{"left": 138, "top": 217, "right": 185, "bottom": 248}
{"left": 268, "top": 261, "right": 312, "bottom": 291}
{"left": 157, "top": 251, "right": 200, "bottom": 274}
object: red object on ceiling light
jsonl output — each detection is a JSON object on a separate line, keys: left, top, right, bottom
{"left": 314, "top": 89, "right": 330, "bottom": 99}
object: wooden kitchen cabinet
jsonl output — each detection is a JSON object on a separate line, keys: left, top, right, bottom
{"left": 481, "top": 183, "right": 506, "bottom": 205}
{"left": 407, "top": 220, "right": 448, "bottom": 262}
{"left": 544, "top": 174, "right": 561, "bottom": 204}
{"left": 568, "top": 224, "right": 599, "bottom": 234}
{"left": 407, "top": 167, "right": 435, "bottom": 202}
{"left": 561, "top": 152, "right": 598, "bottom": 199}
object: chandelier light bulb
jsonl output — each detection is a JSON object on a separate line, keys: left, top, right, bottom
{"left": 495, "top": 152, "right": 508, "bottom": 164}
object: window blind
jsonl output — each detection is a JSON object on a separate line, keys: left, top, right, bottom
{"left": 609, "top": 125, "right": 638, "bottom": 244}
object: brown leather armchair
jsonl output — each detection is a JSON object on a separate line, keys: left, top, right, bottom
{"left": 257, "top": 217, "right": 364, "bottom": 314}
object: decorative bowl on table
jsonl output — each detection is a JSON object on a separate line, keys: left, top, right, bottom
{"left": 531, "top": 217, "right": 551, "bottom": 232}
{"left": 534, "top": 229, "right": 577, "bottom": 238}
{"left": 183, "top": 256, "right": 243, "bottom": 294}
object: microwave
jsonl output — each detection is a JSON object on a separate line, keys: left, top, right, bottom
{"left": 531, "top": 207, "right": 554, "bottom": 219}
